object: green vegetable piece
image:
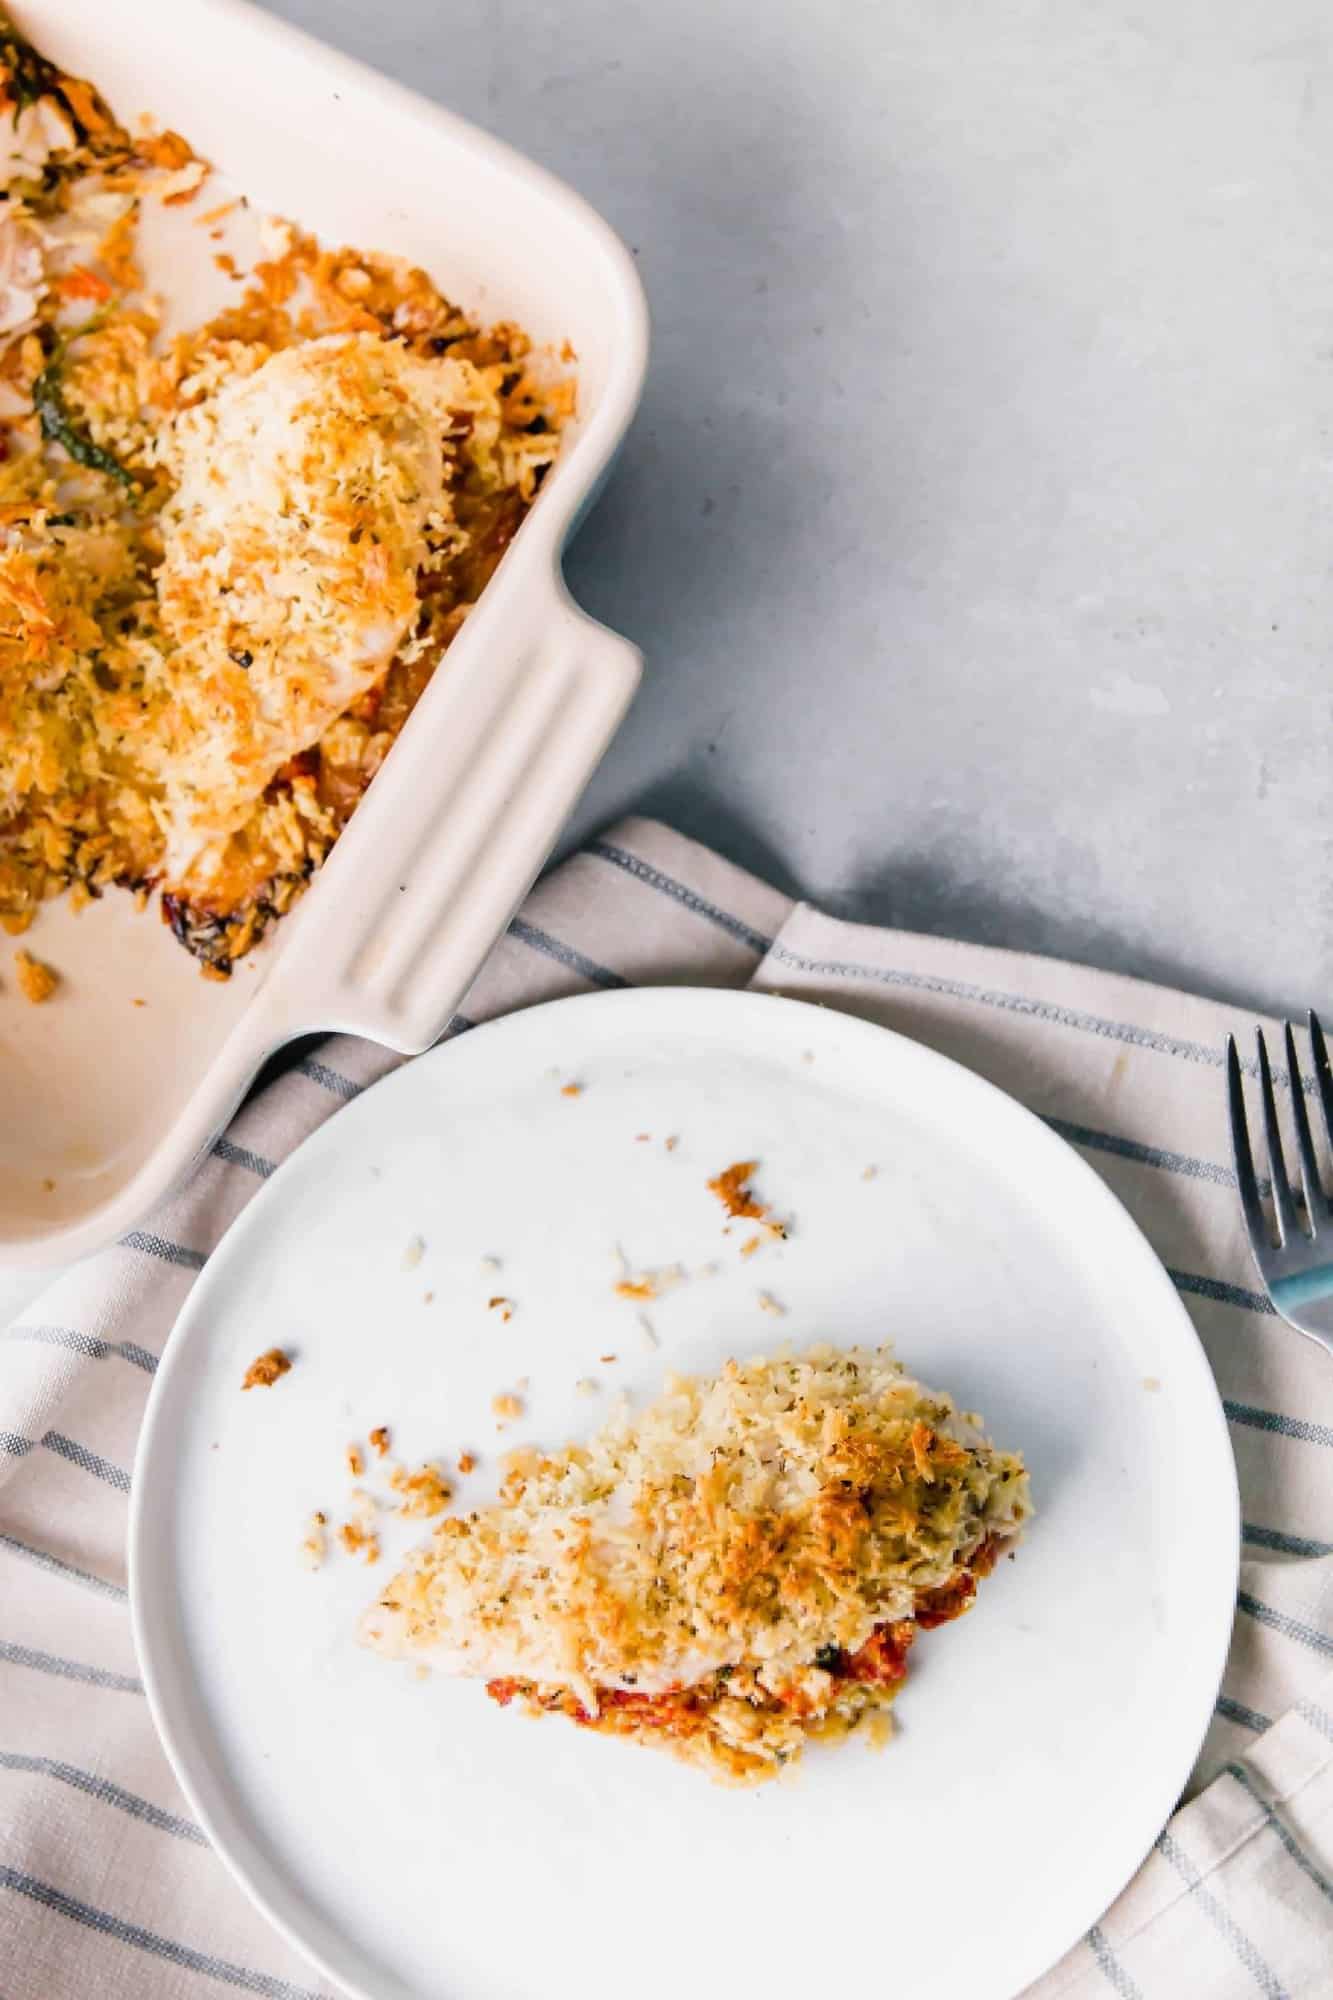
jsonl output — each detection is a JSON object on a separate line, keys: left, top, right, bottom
{"left": 33, "top": 361, "right": 134, "bottom": 489}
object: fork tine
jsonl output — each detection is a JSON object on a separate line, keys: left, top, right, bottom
{"left": 1257, "top": 1029, "right": 1300, "bottom": 1245}
{"left": 1308, "top": 1011, "right": 1333, "bottom": 1159}
{"left": 1227, "top": 1035, "right": 1268, "bottom": 1249}
{"left": 1285, "top": 1021, "right": 1326, "bottom": 1224}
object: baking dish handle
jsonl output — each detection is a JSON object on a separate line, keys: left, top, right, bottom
{"left": 251, "top": 590, "right": 642, "bottom": 1056}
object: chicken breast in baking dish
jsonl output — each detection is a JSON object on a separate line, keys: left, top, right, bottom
{"left": 149, "top": 330, "right": 499, "bottom": 892}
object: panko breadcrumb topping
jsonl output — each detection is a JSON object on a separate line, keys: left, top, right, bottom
{"left": 0, "top": 20, "right": 570, "bottom": 976}
{"left": 362, "top": 1344, "right": 1031, "bottom": 1784}
{"left": 241, "top": 1346, "right": 290, "bottom": 1390}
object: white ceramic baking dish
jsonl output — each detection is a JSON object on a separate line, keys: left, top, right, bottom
{"left": 1, "top": 0, "right": 648, "bottom": 1267}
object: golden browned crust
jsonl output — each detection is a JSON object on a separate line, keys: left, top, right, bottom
{"left": 363, "top": 1345, "right": 1031, "bottom": 1783}
{"left": 0, "top": 23, "right": 570, "bottom": 975}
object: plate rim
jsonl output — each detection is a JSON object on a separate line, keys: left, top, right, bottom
{"left": 129, "top": 984, "right": 1241, "bottom": 2000}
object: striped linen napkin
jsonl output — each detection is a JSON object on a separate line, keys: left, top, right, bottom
{"left": 2, "top": 814, "right": 1329, "bottom": 2000}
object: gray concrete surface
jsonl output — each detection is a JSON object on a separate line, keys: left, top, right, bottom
{"left": 267, "top": 0, "right": 1333, "bottom": 1016}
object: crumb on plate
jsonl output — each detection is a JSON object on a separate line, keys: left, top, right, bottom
{"left": 457, "top": 1451, "right": 476, "bottom": 1475}
{"left": 346, "top": 1443, "right": 365, "bottom": 1477}
{"left": 402, "top": 1236, "right": 425, "bottom": 1270}
{"left": 369, "top": 1426, "right": 391, "bottom": 1457}
{"left": 298, "top": 1512, "right": 327, "bottom": 1570}
{"left": 613, "top": 1261, "right": 685, "bottom": 1303}
{"left": 338, "top": 1521, "right": 379, "bottom": 1563}
{"left": 390, "top": 1462, "right": 453, "bottom": 1517}
{"left": 487, "top": 1296, "right": 514, "bottom": 1321}
{"left": 492, "top": 1391, "right": 523, "bottom": 1421}
{"left": 707, "top": 1160, "right": 767, "bottom": 1220}
{"left": 242, "top": 1347, "right": 291, "bottom": 1390}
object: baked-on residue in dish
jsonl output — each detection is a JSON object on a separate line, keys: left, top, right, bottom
{"left": 362, "top": 1344, "right": 1031, "bottom": 1783}
{"left": 0, "top": 18, "right": 570, "bottom": 973}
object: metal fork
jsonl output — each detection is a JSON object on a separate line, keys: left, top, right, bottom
{"left": 1227, "top": 1010, "right": 1333, "bottom": 1356}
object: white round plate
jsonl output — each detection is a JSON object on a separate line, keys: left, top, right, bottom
{"left": 131, "top": 988, "right": 1238, "bottom": 2000}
